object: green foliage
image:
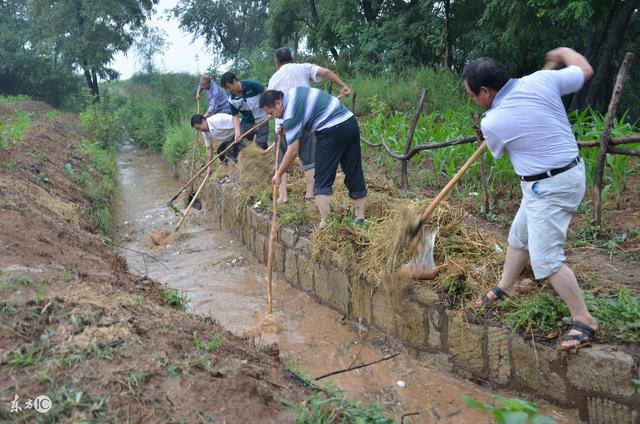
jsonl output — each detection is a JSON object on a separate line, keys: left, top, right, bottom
{"left": 584, "top": 289, "right": 640, "bottom": 343}
{"left": 502, "top": 293, "right": 570, "bottom": 334}
{"left": 163, "top": 120, "right": 195, "bottom": 166}
{"left": 0, "top": 111, "right": 33, "bottom": 149}
{"left": 5, "top": 343, "right": 43, "bottom": 368}
{"left": 12, "top": 274, "right": 33, "bottom": 286}
{"left": 292, "top": 390, "right": 394, "bottom": 424}
{"left": 79, "top": 139, "right": 118, "bottom": 235}
{"left": 80, "top": 95, "right": 125, "bottom": 148}
{"left": 0, "top": 94, "right": 29, "bottom": 105}
{"left": 192, "top": 332, "right": 221, "bottom": 352}
{"left": 463, "top": 395, "right": 556, "bottom": 424}
{"left": 161, "top": 288, "right": 189, "bottom": 310}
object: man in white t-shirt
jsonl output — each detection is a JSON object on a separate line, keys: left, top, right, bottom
{"left": 268, "top": 47, "right": 351, "bottom": 203}
{"left": 190, "top": 113, "right": 236, "bottom": 173}
{"left": 463, "top": 47, "right": 598, "bottom": 351}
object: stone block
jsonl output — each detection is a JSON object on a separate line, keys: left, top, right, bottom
{"left": 250, "top": 208, "right": 259, "bottom": 229}
{"left": 297, "top": 255, "right": 314, "bottom": 293}
{"left": 427, "top": 309, "right": 441, "bottom": 350}
{"left": 350, "top": 278, "right": 373, "bottom": 323}
{"left": 254, "top": 233, "right": 267, "bottom": 264}
{"left": 511, "top": 336, "right": 567, "bottom": 403}
{"left": 566, "top": 346, "right": 636, "bottom": 398}
{"left": 284, "top": 249, "right": 298, "bottom": 285}
{"left": 447, "top": 313, "right": 485, "bottom": 375}
{"left": 486, "top": 326, "right": 511, "bottom": 384}
{"left": 295, "top": 236, "right": 313, "bottom": 254}
{"left": 413, "top": 285, "right": 440, "bottom": 306}
{"left": 274, "top": 242, "right": 285, "bottom": 273}
{"left": 314, "top": 265, "right": 349, "bottom": 315}
{"left": 372, "top": 287, "right": 396, "bottom": 333}
{"left": 398, "top": 301, "right": 426, "bottom": 347}
{"left": 257, "top": 213, "right": 271, "bottom": 235}
{"left": 587, "top": 397, "right": 637, "bottom": 424}
{"left": 279, "top": 226, "right": 297, "bottom": 248}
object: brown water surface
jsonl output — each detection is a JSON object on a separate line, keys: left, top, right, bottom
{"left": 115, "top": 145, "right": 579, "bottom": 423}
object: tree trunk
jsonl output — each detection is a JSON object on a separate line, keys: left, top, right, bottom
{"left": 443, "top": 0, "right": 453, "bottom": 69}
{"left": 585, "top": 0, "right": 639, "bottom": 109}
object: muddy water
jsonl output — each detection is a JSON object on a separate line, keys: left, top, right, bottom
{"left": 115, "top": 145, "right": 579, "bottom": 423}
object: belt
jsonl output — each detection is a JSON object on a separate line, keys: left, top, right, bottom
{"left": 519, "top": 156, "right": 581, "bottom": 182}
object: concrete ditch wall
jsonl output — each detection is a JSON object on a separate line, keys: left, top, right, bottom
{"left": 178, "top": 167, "right": 639, "bottom": 423}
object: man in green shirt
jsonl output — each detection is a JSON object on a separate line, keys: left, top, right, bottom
{"left": 220, "top": 72, "right": 269, "bottom": 149}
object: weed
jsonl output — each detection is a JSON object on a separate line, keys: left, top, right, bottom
{"left": 584, "top": 288, "right": 640, "bottom": 343}
{"left": 502, "top": 292, "right": 570, "bottom": 334}
{"left": 161, "top": 288, "right": 189, "bottom": 310}
{"left": 290, "top": 388, "right": 394, "bottom": 424}
{"left": 0, "top": 110, "right": 32, "bottom": 149}
{"left": 59, "top": 268, "right": 75, "bottom": 282}
{"left": 130, "top": 294, "right": 146, "bottom": 305}
{"left": 11, "top": 274, "right": 32, "bottom": 286}
{"left": 0, "top": 94, "right": 29, "bottom": 105}
{"left": 463, "top": 395, "right": 556, "bottom": 424}
{"left": 163, "top": 119, "right": 194, "bottom": 166}
{"left": 192, "top": 331, "right": 221, "bottom": 352}
{"left": 5, "top": 343, "right": 43, "bottom": 368}
{"left": 35, "top": 281, "right": 47, "bottom": 301}
{"left": 28, "top": 149, "right": 47, "bottom": 161}
{"left": 1, "top": 302, "right": 18, "bottom": 314}
{"left": 0, "top": 160, "right": 19, "bottom": 169}
{"left": 161, "top": 323, "right": 175, "bottom": 334}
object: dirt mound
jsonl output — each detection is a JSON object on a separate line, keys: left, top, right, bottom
{"left": 0, "top": 101, "right": 310, "bottom": 422}
{"left": 145, "top": 229, "right": 176, "bottom": 247}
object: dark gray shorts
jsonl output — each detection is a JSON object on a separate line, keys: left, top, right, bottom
{"left": 280, "top": 129, "right": 315, "bottom": 170}
{"left": 240, "top": 120, "right": 268, "bottom": 150}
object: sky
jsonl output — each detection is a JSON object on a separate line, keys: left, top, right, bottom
{"left": 110, "top": 0, "right": 209, "bottom": 80}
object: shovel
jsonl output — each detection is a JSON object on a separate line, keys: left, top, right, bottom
{"left": 396, "top": 141, "right": 487, "bottom": 277}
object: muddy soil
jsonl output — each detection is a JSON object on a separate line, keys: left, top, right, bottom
{"left": 116, "top": 144, "right": 580, "bottom": 423}
{"left": 0, "top": 101, "right": 310, "bottom": 423}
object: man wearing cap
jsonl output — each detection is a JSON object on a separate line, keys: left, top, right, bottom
{"left": 463, "top": 47, "right": 598, "bottom": 350}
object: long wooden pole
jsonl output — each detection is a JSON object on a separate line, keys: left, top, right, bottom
{"left": 168, "top": 117, "right": 272, "bottom": 204}
{"left": 411, "top": 141, "right": 487, "bottom": 237}
{"left": 266, "top": 127, "right": 282, "bottom": 314}
{"left": 174, "top": 173, "right": 210, "bottom": 232}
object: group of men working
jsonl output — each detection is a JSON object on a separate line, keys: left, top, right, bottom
{"left": 191, "top": 46, "right": 597, "bottom": 351}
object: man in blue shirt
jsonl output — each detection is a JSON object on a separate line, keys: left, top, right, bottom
{"left": 195, "top": 75, "right": 231, "bottom": 116}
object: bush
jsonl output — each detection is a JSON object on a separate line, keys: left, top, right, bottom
{"left": 163, "top": 120, "right": 195, "bottom": 166}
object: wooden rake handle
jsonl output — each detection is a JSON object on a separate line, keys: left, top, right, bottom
{"left": 266, "top": 127, "right": 283, "bottom": 314}
{"left": 168, "top": 117, "right": 272, "bottom": 204}
{"left": 174, "top": 172, "right": 210, "bottom": 232}
{"left": 411, "top": 141, "right": 487, "bottom": 237}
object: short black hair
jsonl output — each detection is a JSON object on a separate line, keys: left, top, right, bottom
{"left": 462, "top": 57, "right": 510, "bottom": 94}
{"left": 274, "top": 47, "right": 293, "bottom": 65}
{"left": 220, "top": 72, "right": 237, "bottom": 87}
{"left": 259, "top": 90, "right": 284, "bottom": 108}
{"left": 191, "top": 114, "right": 206, "bottom": 127}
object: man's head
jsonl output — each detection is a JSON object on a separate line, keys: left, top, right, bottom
{"left": 274, "top": 47, "right": 293, "bottom": 69}
{"left": 220, "top": 72, "right": 242, "bottom": 96}
{"left": 259, "top": 90, "right": 285, "bottom": 118}
{"left": 200, "top": 75, "right": 212, "bottom": 90}
{"left": 191, "top": 114, "right": 209, "bottom": 132}
{"left": 461, "top": 57, "right": 510, "bottom": 108}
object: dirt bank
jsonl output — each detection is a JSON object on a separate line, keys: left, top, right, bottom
{"left": 0, "top": 101, "right": 310, "bottom": 422}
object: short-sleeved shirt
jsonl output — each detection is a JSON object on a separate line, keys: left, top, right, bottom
{"left": 201, "top": 113, "right": 234, "bottom": 148}
{"left": 268, "top": 63, "right": 324, "bottom": 137}
{"left": 197, "top": 81, "right": 231, "bottom": 115}
{"left": 282, "top": 87, "right": 353, "bottom": 145}
{"left": 480, "top": 65, "right": 585, "bottom": 176}
{"left": 228, "top": 80, "right": 268, "bottom": 124}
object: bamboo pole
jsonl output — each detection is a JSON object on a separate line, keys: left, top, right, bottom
{"left": 400, "top": 89, "right": 427, "bottom": 191}
{"left": 592, "top": 52, "right": 635, "bottom": 225}
{"left": 266, "top": 128, "right": 283, "bottom": 314}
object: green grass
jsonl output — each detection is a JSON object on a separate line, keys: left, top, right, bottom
{"left": 463, "top": 395, "right": 556, "bottom": 424}
{"left": 79, "top": 139, "right": 118, "bottom": 235}
{"left": 0, "top": 94, "right": 29, "bottom": 105}
{"left": 502, "top": 292, "right": 571, "bottom": 335}
{"left": 163, "top": 119, "right": 195, "bottom": 166}
{"left": 5, "top": 342, "right": 43, "bottom": 368}
{"left": 192, "top": 332, "right": 221, "bottom": 352}
{"left": 59, "top": 268, "right": 75, "bottom": 282}
{"left": 291, "top": 390, "right": 394, "bottom": 424}
{"left": 0, "top": 110, "right": 33, "bottom": 149}
{"left": 161, "top": 287, "right": 189, "bottom": 310}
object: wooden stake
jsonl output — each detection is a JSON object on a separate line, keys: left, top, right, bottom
{"left": 266, "top": 128, "right": 283, "bottom": 314}
{"left": 592, "top": 52, "right": 634, "bottom": 225}
{"left": 401, "top": 89, "right": 427, "bottom": 191}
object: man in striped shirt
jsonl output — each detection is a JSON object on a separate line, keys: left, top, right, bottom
{"left": 220, "top": 72, "right": 269, "bottom": 150}
{"left": 260, "top": 87, "right": 367, "bottom": 227}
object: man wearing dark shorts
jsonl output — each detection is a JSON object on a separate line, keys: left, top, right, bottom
{"left": 259, "top": 87, "right": 367, "bottom": 227}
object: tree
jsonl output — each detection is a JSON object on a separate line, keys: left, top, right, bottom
{"left": 28, "top": 0, "right": 157, "bottom": 99}
{"left": 134, "top": 26, "right": 170, "bottom": 75}
{"left": 171, "top": 0, "right": 268, "bottom": 62}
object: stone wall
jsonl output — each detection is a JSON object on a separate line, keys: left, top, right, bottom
{"left": 180, "top": 167, "right": 639, "bottom": 423}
